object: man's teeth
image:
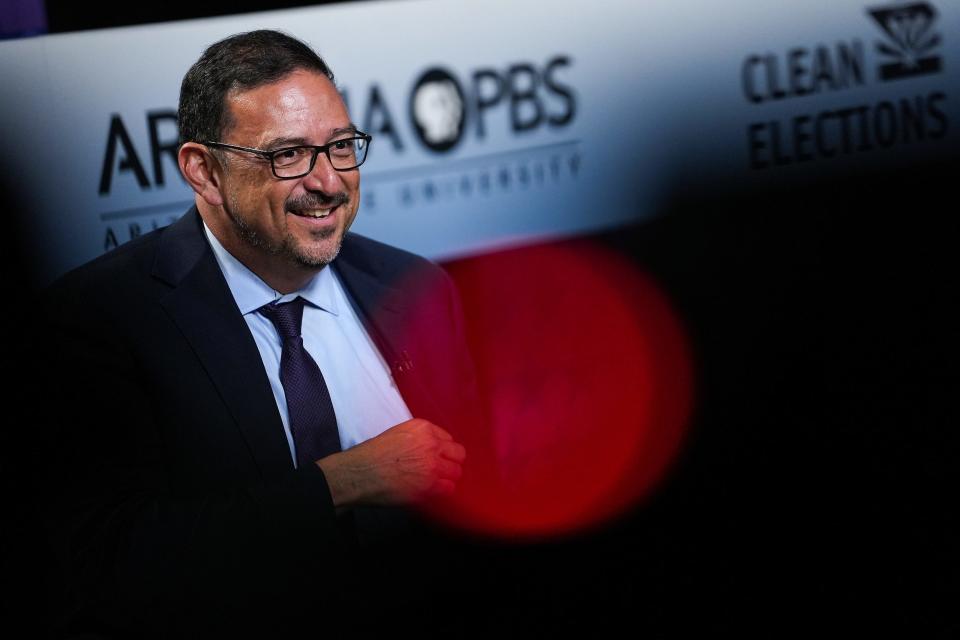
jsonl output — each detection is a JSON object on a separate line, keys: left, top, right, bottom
{"left": 299, "top": 209, "right": 332, "bottom": 218}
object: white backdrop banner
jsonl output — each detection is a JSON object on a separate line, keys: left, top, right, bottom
{"left": 1, "top": 0, "right": 957, "bottom": 284}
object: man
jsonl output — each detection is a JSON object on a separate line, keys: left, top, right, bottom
{"left": 36, "top": 30, "right": 484, "bottom": 637}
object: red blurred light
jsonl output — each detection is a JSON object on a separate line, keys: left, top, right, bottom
{"left": 410, "top": 240, "right": 693, "bottom": 539}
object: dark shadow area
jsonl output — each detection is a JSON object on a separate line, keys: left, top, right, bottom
{"left": 1, "top": 181, "right": 60, "bottom": 635}
{"left": 6, "top": 151, "right": 957, "bottom": 637}
{"left": 5, "top": 3, "right": 956, "bottom": 633}
{"left": 43, "top": 0, "right": 351, "bottom": 34}
{"left": 437, "top": 153, "right": 959, "bottom": 635}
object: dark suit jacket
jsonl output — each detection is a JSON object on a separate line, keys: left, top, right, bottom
{"left": 35, "top": 207, "right": 485, "bottom": 637}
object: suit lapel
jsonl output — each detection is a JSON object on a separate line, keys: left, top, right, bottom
{"left": 334, "top": 242, "right": 450, "bottom": 427}
{"left": 150, "top": 211, "right": 447, "bottom": 472}
{"left": 153, "top": 209, "right": 293, "bottom": 478}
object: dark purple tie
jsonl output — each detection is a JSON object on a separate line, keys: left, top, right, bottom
{"left": 259, "top": 297, "right": 341, "bottom": 466}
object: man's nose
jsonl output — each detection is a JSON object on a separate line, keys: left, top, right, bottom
{"left": 301, "top": 150, "right": 342, "bottom": 193}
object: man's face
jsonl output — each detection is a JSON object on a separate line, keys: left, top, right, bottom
{"left": 216, "top": 69, "right": 360, "bottom": 271}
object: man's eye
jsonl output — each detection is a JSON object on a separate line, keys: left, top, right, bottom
{"left": 330, "top": 140, "right": 356, "bottom": 156}
{"left": 273, "top": 147, "right": 309, "bottom": 166}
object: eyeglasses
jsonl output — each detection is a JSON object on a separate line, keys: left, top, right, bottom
{"left": 202, "top": 133, "right": 372, "bottom": 179}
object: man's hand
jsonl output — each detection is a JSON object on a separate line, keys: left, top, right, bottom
{"left": 316, "top": 419, "right": 466, "bottom": 508}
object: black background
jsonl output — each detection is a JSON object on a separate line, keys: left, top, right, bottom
{"left": 3, "top": 1, "right": 957, "bottom": 636}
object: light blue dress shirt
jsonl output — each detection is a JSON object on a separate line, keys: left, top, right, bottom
{"left": 203, "top": 222, "right": 412, "bottom": 468}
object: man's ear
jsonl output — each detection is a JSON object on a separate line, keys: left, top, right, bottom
{"left": 179, "top": 142, "right": 225, "bottom": 207}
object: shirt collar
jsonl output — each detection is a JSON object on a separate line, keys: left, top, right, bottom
{"left": 202, "top": 220, "right": 339, "bottom": 317}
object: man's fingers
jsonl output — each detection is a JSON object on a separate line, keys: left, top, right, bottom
{"left": 430, "top": 424, "right": 453, "bottom": 442}
{"left": 435, "top": 458, "right": 463, "bottom": 481}
{"left": 440, "top": 441, "right": 466, "bottom": 463}
{"left": 423, "top": 422, "right": 465, "bottom": 462}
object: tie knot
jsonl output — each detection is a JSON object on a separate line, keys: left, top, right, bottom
{"left": 259, "top": 297, "right": 306, "bottom": 340}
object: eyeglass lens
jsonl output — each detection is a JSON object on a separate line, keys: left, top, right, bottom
{"left": 273, "top": 138, "right": 369, "bottom": 177}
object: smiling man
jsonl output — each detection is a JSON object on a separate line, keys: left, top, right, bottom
{"left": 37, "top": 30, "right": 483, "bottom": 637}
{"left": 184, "top": 68, "right": 361, "bottom": 283}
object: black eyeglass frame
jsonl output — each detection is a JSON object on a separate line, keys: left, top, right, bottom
{"left": 201, "top": 132, "right": 373, "bottom": 179}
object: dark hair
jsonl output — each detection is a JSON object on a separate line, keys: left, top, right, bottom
{"left": 178, "top": 30, "right": 334, "bottom": 145}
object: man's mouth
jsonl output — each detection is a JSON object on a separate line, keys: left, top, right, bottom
{"left": 286, "top": 192, "right": 349, "bottom": 220}
{"left": 292, "top": 208, "right": 335, "bottom": 219}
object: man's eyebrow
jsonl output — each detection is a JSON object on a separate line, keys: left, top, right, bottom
{"left": 262, "top": 125, "right": 358, "bottom": 149}
{"left": 329, "top": 124, "right": 359, "bottom": 139}
{"left": 262, "top": 136, "right": 310, "bottom": 149}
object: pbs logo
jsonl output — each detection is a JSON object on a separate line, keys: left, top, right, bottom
{"left": 409, "top": 68, "right": 467, "bottom": 152}
{"left": 409, "top": 58, "right": 576, "bottom": 153}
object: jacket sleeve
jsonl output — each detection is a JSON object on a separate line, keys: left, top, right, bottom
{"left": 33, "top": 284, "right": 348, "bottom": 636}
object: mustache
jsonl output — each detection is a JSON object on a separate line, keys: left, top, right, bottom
{"left": 285, "top": 191, "right": 349, "bottom": 212}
